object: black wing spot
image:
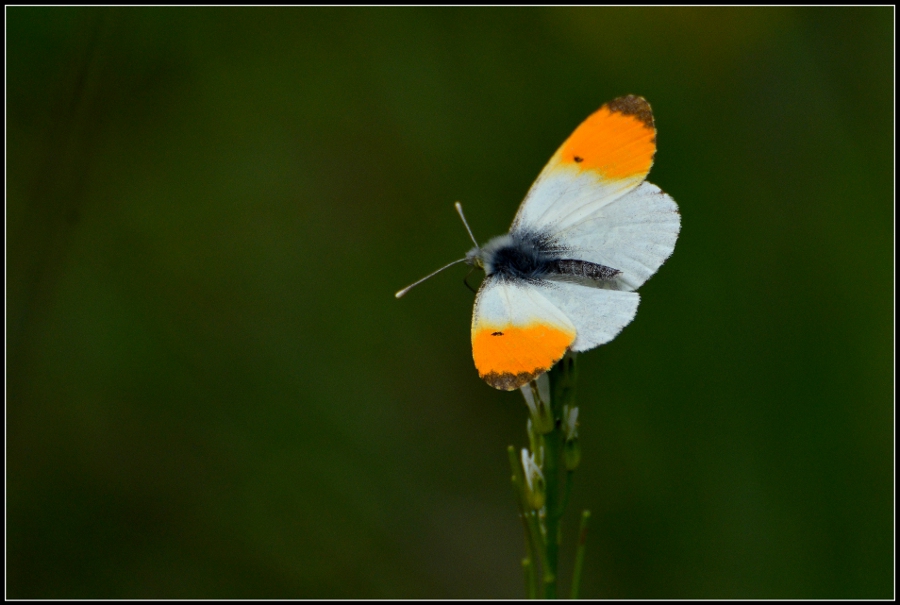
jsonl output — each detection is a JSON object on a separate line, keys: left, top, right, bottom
{"left": 574, "top": 156, "right": 584, "bottom": 163}
{"left": 491, "top": 331, "right": 504, "bottom": 336}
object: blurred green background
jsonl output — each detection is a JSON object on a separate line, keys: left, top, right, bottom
{"left": 7, "top": 7, "right": 893, "bottom": 599}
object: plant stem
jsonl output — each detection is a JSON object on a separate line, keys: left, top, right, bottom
{"left": 515, "top": 353, "right": 581, "bottom": 599}
{"left": 560, "top": 470, "right": 574, "bottom": 518}
{"left": 542, "top": 422, "right": 561, "bottom": 598}
{"left": 543, "top": 353, "right": 578, "bottom": 598}
{"left": 570, "top": 510, "right": 591, "bottom": 599}
{"left": 522, "top": 558, "right": 536, "bottom": 599}
{"left": 507, "top": 446, "right": 541, "bottom": 598}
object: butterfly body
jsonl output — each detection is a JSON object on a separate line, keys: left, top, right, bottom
{"left": 466, "top": 232, "right": 621, "bottom": 284}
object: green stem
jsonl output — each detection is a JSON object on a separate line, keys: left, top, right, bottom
{"left": 559, "top": 470, "right": 574, "bottom": 519}
{"left": 542, "top": 424, "right": 561, "bottom": 598}
{"left": 545, "top": 353, "right": 578, "bottom": 599}
{"left": 513, "top": 353, "right": 580, "bottom": 599}
{"left": 525, "top": 510, "right": 546, "bottom": 594}
{"left": 522, "top": 558, "right": 536, "bottom": 599}
{"left": 570, "top": 510, "right": 591, "bottom": 599}
{"left": 507, "top": 446, "right": 541, "bottom": 599}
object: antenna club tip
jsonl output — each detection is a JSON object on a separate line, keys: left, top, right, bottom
{"left": 394, "top": 290, "right": 405, "bottom": 299}
{"left": 454, "top": 201, "right": 462, "bottom": 210}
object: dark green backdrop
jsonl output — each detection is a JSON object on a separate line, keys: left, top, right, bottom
{"left": 7, "top": 7, "right": 893, "bottom": 599}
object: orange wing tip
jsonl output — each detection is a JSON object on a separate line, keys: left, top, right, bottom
{"left": 557, "top": 95, "right": 657, "bottom": 180}
{"left": 472, "top": 324, "right": 574, "bottom": 391}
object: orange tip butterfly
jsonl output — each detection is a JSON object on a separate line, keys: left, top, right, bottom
{"left": 397, "top": 95, "right": 680, "bottom": 391}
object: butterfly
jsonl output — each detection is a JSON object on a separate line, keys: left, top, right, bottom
{"left": 397, "top": 95, "right": 680, "bottom": 391}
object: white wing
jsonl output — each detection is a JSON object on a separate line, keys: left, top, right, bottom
{"left": 471, "top": 276, "right": 576, "bottom": 390}
{"left": 512, "top": 95, "right": 658, "bottom": 234}
{"left": 509, "top": 95, "right": 680, "bottom": 292}
{"left": 547, "top": 181, "right": 680, "bottom": 292}
{"left": 512, "top": 163, "right": 645, "bottom": 233}
{"left": 538, "top": 281, "right": 640, "bottom": 352}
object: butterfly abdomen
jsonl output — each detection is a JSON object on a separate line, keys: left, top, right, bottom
{"left": 550, "top": 259, "right": 621, "bottom": 281}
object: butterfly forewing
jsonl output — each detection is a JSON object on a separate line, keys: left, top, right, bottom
{"left": 509, "top": 95, "right": 679, "bottom": 293}
{"left": 511, "top": 95, "right": 657, "bottom": 234}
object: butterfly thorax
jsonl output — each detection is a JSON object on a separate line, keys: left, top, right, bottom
{"left": 474, "top": 232, "right": 556, "bottom": 280}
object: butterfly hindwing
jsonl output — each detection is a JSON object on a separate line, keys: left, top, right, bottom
{"left": 471, "top": 276, "right": 576, "bottom": 390}
{"left": 548, "top": 181, "right": 680, "bottom": 292}
{"left": 538, "top": 281, "right": 640, "bottom": 352}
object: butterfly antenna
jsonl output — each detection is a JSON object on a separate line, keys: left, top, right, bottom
{"left": 455, "top": 202, "right": 479, "bottom": 248}
{"left": 395, "top": 258, "right": 467, "bottom": 299}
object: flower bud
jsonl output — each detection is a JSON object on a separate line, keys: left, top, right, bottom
{"left": 563, "top": 406, "right": 581, "bottom": 471}
{"left": 520, "top": 448, "right": 546, "bottom": 510}
{"left": 526, "top": 419, "right": 545, "bottom": 468}
{"left": 564, "top": 438, "right": 581, "bottom": 471}
{"left": 520, "top": 374, "right": 553, "bottom": 434}
{"left": 562, "top": 406, "right": 579, "bottom": 441}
